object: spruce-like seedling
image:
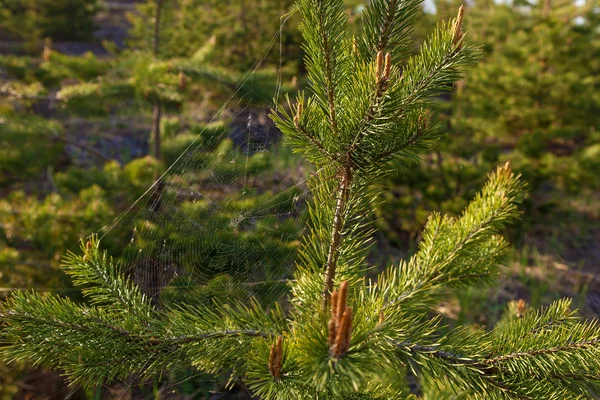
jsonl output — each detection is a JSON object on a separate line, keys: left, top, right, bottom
{"left": 2, "top": 1, "right": 600, "bottom": 399}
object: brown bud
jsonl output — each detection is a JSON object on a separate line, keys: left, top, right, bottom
{"left": 178, "top": 71, "right": 187, "bottom": 90}
{"left": 293, "top": 101, "right": 303, "bottom": 129}
{"left": 328, "top": 317, "right": 337, "bottom": 346}
{"left": 516, "top": 299, "right": 527, "bottom": 318}
{"left": 275, "top": 335, "right": 283, "bottom": 379}
{"left": 375, "top": 51, "right": 384, "bottom": 84}
{"left": 383, "top": 53, "right": 392, "bottom": 80}
{"left": 379, "top": 310, "right": 385, "bottom": 325}
{"left": 269, "top": 336, "right": 283, "bottom": 379}
{"left": 331, "top": 290, "right": 339, "bottom": 328}
{"left": 333, "top": 307, "right": 352, "bottom": 357}
{"left": 42, "top": 46, "right": 52, "bottom": 62}
{"left": 352, "top": 37, "right": 358, "bottom": 55}
{"left": 268, "top": 342, "right": 276, "bottom": 376}
{"left": 328, "top": 281, "right": 353, "bottom": 358}
{"left": 453, "top": 6, "right": 465, "bottom": 47}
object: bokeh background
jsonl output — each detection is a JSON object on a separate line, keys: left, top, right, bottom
{"left": 0, "top": 0, "right": 599, "bottom": 398}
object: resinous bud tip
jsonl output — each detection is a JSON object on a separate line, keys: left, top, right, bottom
{"left": 294, "top": 102, "right": 303, "bottom": 128}
{"left": 453, "top": 5, "right": 465, "bottom": 46}
{"left": 383, "top": 53, "right": 392, "bottom": 80}
{"left": 375, "top": 51, "right": 384, "bottom": 83}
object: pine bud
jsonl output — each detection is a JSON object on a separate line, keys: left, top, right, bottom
{"left": 453, "top": 6, "right": 465, "bottom": 47}
{"left": 328, "top": 317, "right": 337, "bottom": 346}
{"left": 516, "top": 299, "right": 527, "bottom": 318}
{"left": 178, "top": 71, "right": 187, "bottom": 90}
{"left": 375, "top": 51, "right": 384, "bottom": 84}
{"left": 293, "top": 101, "right": 303, "bottom": 128}
{"left": 379, "top": 310, "right": 384, "bottom": 325}
{"left": 383, "top": 53, "right": 392, "bottom": 81}
{"left": 275, "top": 335, "right": 283, "bottom": 379}
{"left": 328, "top": 281, "right": 352, "bottom": 358}
{"left": 268, "top": 342, "right": 276, "bottom": 376}
{"left": 268, "top": 335, "right": 283, "bottom": 379}
{"left": 352, "top": 37, "right": 358, "bottom": 56}
{"left": 333, "top": 307, "right": 352, "bottom": 357}
{"left": 331, "top": 290, "right": 339, "bottom": 328}
{"left": 42, "top": 41, "right": 52, "bottom": 62}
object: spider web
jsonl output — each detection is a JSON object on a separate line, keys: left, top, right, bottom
{"left": 90, "top": 10, "right": 314, "bottom": 398}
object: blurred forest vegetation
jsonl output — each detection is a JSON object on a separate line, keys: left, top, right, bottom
{"left": 0, "top": 0, "right": 599, "bottom": 398}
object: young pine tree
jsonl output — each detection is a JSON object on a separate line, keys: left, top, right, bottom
{"left": 2, "top": 1, "right": 600, "bottom": 399}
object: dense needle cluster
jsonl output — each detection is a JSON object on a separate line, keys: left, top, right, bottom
{"left": 2, "top": 1, "right": 600, "bottom": 399}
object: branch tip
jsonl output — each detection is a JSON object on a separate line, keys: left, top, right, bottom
{"left": 453, "top": 5, "right": 465, "bottom": 47}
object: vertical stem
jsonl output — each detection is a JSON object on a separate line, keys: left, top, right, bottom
{"left": 152, "top": 0, "right": 164, "bottom": 161}
{"left": 152, "top": 104, "right": 162, "bottom": 160}
{"left": 153, "top": 0, "right": 163, "bottom": 58}
{"left": 240, "top": 0, "right": 249, "bottom": 61}
{"left": 323, "top": 166, "right": 352, "bottom": 306}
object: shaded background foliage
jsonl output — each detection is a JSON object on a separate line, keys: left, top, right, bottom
{"left": 0, "top": 0, "right": 599, "bottom": 398}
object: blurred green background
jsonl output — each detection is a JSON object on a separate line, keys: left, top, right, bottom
{"left": 0, "top": 0, "right": 598, "bottom": 398}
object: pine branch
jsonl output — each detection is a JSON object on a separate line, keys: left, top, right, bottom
{"left": 61, "top": 235, "right": 151, "bottom": 314}
{"left": 485, "top": 338, "right": 600, "bottom": 364}
{"left": 379, "top": 164, "right": 525, "bottom": 311}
